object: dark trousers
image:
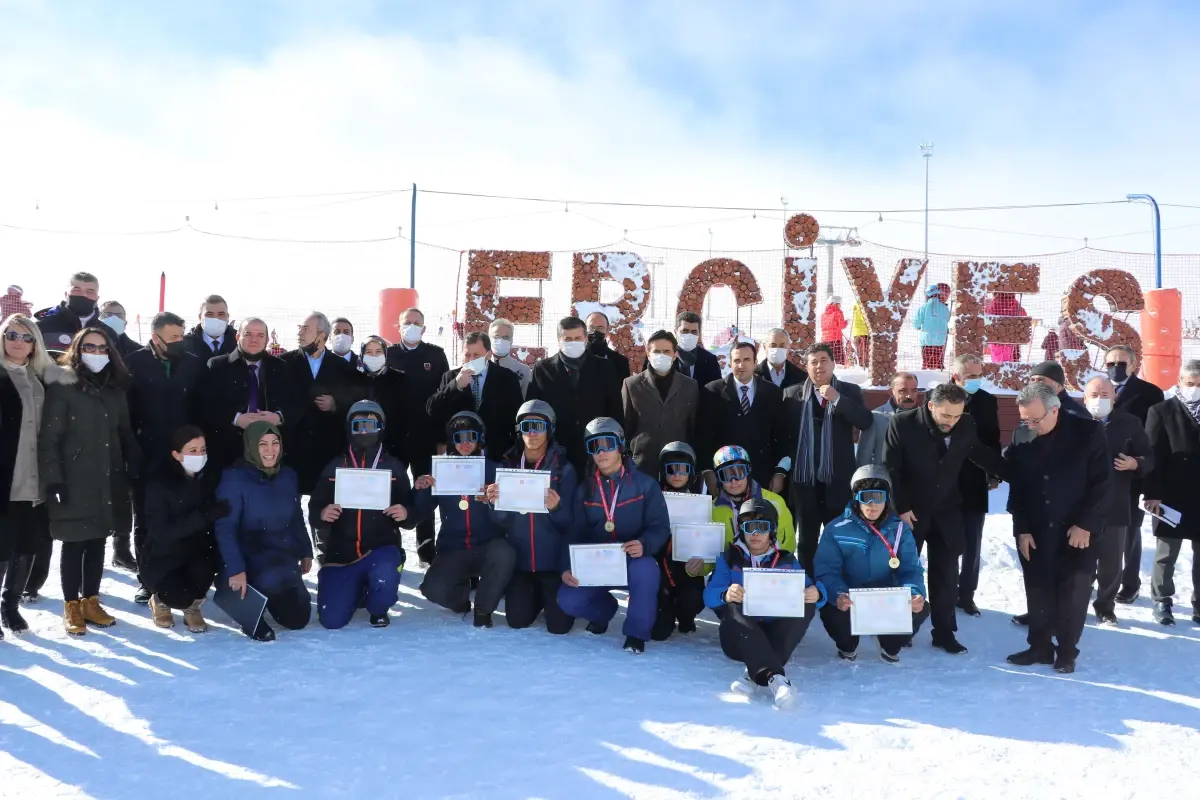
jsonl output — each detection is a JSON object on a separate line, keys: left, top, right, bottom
{"left": 820, "top": 602, "right": 929, "bottom": 655}
{"left": 718, "top": 602, "right": 815, "bottom": 682}
{"left": 958, "top": 511, "right": 987, "bottom": 602}
{"left": 558, "top": 556, "right": 661, "bottom": 641}
{"left": 1122, "top": 491, "right": 1144, "bottom": 593}
{"left": 317, "top": 545, "right": 403, "bottom": 629}
{"left": 410, "top": 451, "right": 436, "bottom": 564}
{"left": 1024, "top": 566, "right": 1092, "bottom": 659}
{"left": 155, "top": 560, "right": 216, "bottom": 609}
{"left": 420, "top": 538, "right": 516, "bottom": 615}
{"left": 790, "top": 482, "right": 840, "bottom": 572}
{"left": 264, "top": 579, "right": 312, "bottom": 630}
{"left": 131, "top": 480, "right": 147, "bottom": 561}
{"left": 1093, "top": 525, "right": 1127, "bottom": 616}
{"left": 1151, "top": 537, "right": 1200, "bottom": 609}
{"left": 2, "top": 555, "right": 32, "bottom": 608}
{"left": 652, "top": 576, "right": 706, "bottom": 641}
{"left": 504, "top": 570, "right": 574, "bottom": 634}
{"left": 60, "top": 539, "right": 106, "bottom": 602}
{"left": 918, "top": 534, "right": 960, "bottom": 638}
{"left": 23, "top": 536, "right": 53, "bottom": 597}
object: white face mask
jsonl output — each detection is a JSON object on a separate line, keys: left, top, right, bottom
{"left": 464, "top": 356, "right": 487, "bottom": 375}
{"left": 1085, "top": 397, "right": 1112, "bottom": 419}
{"left": 648, "top": 353, "right": 674, "bottom": 374}
{"left": 767, "top": 347, "right": 788, "bottom": 366}
{"left": 677, "top": 333, "right": 699, "bottom": 352}
{"left": 492, "top": 338, "right": 512, "bottom": 357}
{"left": 100, "top": 316, "right": 126, "bottom": 336}
{"left": 181, "top": 454, "right": 208, "bottom": 474}
{"left": 202, "top": 317, "right": 227, "bottom": 338}
{"left": 332, "top": 333, "right": 354, "bottom": 355}
{"left": 81, "top": 353, "right": 109, "bottom": 373}
{"left": 560, "top": 341, "right": 587, "bottom": 359}
{"left": 362, "top": 354, "right": 387, "bottom": 373}
{"left": 401, "top": 324, "right": 422, "bottom": 345}
{"left": 1179, "top": 384, "right": 1200, "bottom": 403}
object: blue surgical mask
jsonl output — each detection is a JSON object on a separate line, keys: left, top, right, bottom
{"left": 963, "top": 378, "right": 982, "bottom": 394}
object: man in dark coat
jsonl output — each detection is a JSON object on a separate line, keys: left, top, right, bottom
{"left": 951, "top": 354, "right": 1001, "bottom": 616}
{"left": 183, "top": 294, "right": 237, "bottom": 361}
{"left": 96, "top": 302, "right": 144, "bottom": 359}
{"left": 669, "top": 311, "right": 722, "bottom": 388}
{"left": 622, "top": 330, "right": 699, "bottom": 478}
{"left": 385, "top": 307, "right": 449, "bottom": 565}
{"left": 699, "top": 341, "right": 787, "bottom": 491}
{"left": 1028, "top": 361, "right": 1089, "bottom": 419}
{"left": 1005, "top": 382, "right": 1110, "bottom": 674}
{"left": 1081, "top": 376, "right": 1154, "bottom": 626}
{"left": 427, "top": 331, "right": 524, "bottom": 458}
{"left": 526, "top": 316, "right": 623, "bottom": 475}
{"left": 1104, "top": 344, "right": 1164, "bottom": 604}
{"left": 755, "top": 328, "right": 808, "bottom": 391}
{"left": 780, "top": 343, "right": 874, "bottom": 571}
{"left": 585, "top": 311, "right": 631, "bottom": 387}
{"left": 34, "top": 271, "right": 101, "bottom": 356}
{"left": 1143, "top": 359, "right": 1200, "bottom": 626}
{"left": 884, "top": 382, "right": 1006, "bottom": 654}
{"left": 195, "top": 318, "right": 299, "bottom": 475}
{"left": 855, "top": 371, "right": 919, "bottom": 469}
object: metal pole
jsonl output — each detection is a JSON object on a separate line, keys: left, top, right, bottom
{"left": 1126, "top": 193, "right": 1162, "bottom": 288}
{"left": 826, "top": 243, "right": 835, "bottom": 295}
{"left": 410, "top": 183, "right": 417, "bottom": 289}
{"left": 920, "top": 142, "right": 934, "bottom": 289}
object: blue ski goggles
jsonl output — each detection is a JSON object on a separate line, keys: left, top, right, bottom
{"left": 663, "top": 461, "right": 693, "bottom": 477}
{"left": 740, "top": 519, "right": 775, "bottom": 536}
{"left": 585, "top": 435, "right": 621, "bottom": 455}
{"left": 452, "top": 430, "right": 481, "bottom": 445}
{"left": 518, "top": 418, "right": 548, "bottom": 434}
{"left": 350, "top": 418, "right": 381, "bottom": 434}
{"left": 855, "top": 489, "right": 888, "bottom": 505}
{"left": 716, "top": 463, "right": 750, "bottom": 483}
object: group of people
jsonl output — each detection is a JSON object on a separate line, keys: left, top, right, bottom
{"left": 1, "top": 271, "right": 1197, "bottom": 710}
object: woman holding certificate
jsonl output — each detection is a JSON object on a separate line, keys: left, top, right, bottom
{"left": 703, "top": 498, "right": 825, "bottom": 710}
{"left": 486, "top": 400, "right": 578, "bottom": 635}
{"left": 558, "top": 417, "right": 670, "bottom": 655}
{"left": 651, "top": 441, "right": 708, "bottom": 641}
{"left": 710, "top": 446, "right": 795, "bottom": 554}
{"left": 412, "top": 411, "right": 516, "bottom": 629}
{"left": 814, "top": 465, "right": 928, "bottom": 663}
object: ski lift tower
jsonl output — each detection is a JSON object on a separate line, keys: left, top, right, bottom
{"left": 815, "top": 227, "right": 862, "bottom": 296}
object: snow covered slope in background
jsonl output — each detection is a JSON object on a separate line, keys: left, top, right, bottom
{"left": 2, "top": 499, "right": 1198, "bottom": 799}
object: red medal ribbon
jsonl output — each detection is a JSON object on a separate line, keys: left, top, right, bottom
{"left": 866, "top": 522, "right": 901, "bottom": 560}
{"left": 595, "top": 467, "right": 624, "bottom": 534}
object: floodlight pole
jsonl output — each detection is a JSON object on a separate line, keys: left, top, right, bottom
{"left": 1126, "top": 193, "right": 1162, "bottom": 288}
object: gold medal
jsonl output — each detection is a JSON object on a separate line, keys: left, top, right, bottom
{"left": 888, "top": 557, "right": 900, "bottom": 569}
{"left": 604, "top": 521, "right": 615, "bottom": 533}
{"left": 459, "top": 499, "right": 469, "bottom": 510}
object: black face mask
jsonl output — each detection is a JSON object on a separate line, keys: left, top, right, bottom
{"left": 351, "top": 432, "right": 381, "bottom": 453}
{"left": 161, "top": 340, "right": 186, "bottom": 360}
{"left": 587, "top": 331, "right": 609, "bottom": 355}
{"left": 302, "top": 341, "right": 321, "bottom": 357}
{"left": 67, "top": 295, "right": 96, "bottom": 318}
{"left": 240, "top": 347, "right": 264, "bottom": 363}
{"left": 1107, "top": 363, "right": 1129, "bottom": 383}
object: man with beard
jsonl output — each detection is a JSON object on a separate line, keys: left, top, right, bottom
{"left": 856, "top": 371, "right": 918, "bottom": 468}
{"left": 35, "top": 272, "right": 102, "bottom": 356}
{"left": 884, "top": 382, "right": 1006, "bottom": 653}
{"left": 183, "top": 295, "right": 236, "bottom": 360}
{"left": 669, "top": 312, "right": 722, "bottom": 388}
{"left": 585, "top": 311, "right": 631, "bottom": 390}
{"left": 1005, "top": 382, "right": 1110, "bottom": 673}
{"left": 951, "top": 353, "right": 1001, "bottom": 616}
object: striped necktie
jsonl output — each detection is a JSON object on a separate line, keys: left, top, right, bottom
{"left": 471, "top": 374, "right": 482, "bottom": 409}
{"left": 740, "top": 385, "right": 750, "bottom": 415}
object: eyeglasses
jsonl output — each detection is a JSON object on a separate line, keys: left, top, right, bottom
{"left": 350, "top": 418, "right": 381, "bottom": 434}
{"left": 1020, "top": 415, "right": 1047, "bottom": 428}
{"left": 585, "top": 435, "right": 620, "bottom": 455}
{"left": 663, "top": 461, "right": 693, "bottom": 477}
{"left": 3, "top": 331, "right": 34, "bottom": 344}
{"left": 451, "top": 430, "right": 480, "bottom": 444}
{"left": 855, "top": 489, "right": 888, "bottom": 505}
{"left": 740, "top": 520, "right": 774, "bottom": 536}
{"left": 518, "top": 419, "right": 548, "bottom": 434}
{"left": 80, "top": 343, "right": 109, "bottom": 354}
{"left": 716, "top": 463, "right": 749, "bottom": 483}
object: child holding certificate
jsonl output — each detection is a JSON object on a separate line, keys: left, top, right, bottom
{"left": 310, "top": 402, "right": 415, "bottom": 630}
{"left": 703, "top": 498, "right": 826, "bottom": 710}
{"left": 558, "top": 417, "right": 670, "bottom": 654}
{"left": 814, "top": 465, "right": 928, "bottom": 663}
{"left": 411, "top": 411, "right": 516, "bottom": 628}
{"left": 486, "top": 400, "right": 578, "bottom": 635}
{"left": 651, "top": 441, "right": 708, "bottom": 641}
{"left": 710, "top": 446, "right": 796, "bottom": 554}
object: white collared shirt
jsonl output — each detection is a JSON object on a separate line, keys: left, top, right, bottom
{"left": 734, "top": 375, "right": 756, "bottom": 408}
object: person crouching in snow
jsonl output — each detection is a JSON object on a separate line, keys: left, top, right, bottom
{"left": 310, "top": 401, "right": 414, "bottom": 629}
{"left": 558, "top": 417, "right": 670, "bottom": 654}
{"left": 650, "top": 441, "right": 708, "bottom": 641}
{"left": 704, "top": 498, "right": 826, "bottom": 710}
{"left": 711, "top": 445, "right": 795, "bottom": 554}
{"left": 814, "top": 465, "right": 928, "bottom": 663}
{"left": 412, "top": 411, "right": 516, "bottom": 628}
{"left": 486, "top": 400, "right": 578, "bottom": 634}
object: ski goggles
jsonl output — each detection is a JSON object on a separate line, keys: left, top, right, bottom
{"left": 451, "top": 429, "right": 481, "bottom": 444}
{"left": 855, "top": 489, "right": 888, "bottom": 505}
{"left": 518, "top": 418, "right": 548, "bottom": 434}
{"left": 663, "top": 461, "right": 693, "bottom": 477}
{"left": 716, "top": 463, "right": 750, "bottom": 483}
{"left": 585, "top": 435, "right": 621, "bottom": 455}
{"left": 349, "top": 418, "right": 381, "bottom": 434}
{"left": 740, "top": 519, "right": 775, "bottom": 536}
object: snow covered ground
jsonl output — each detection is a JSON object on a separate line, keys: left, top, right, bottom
{"left": 2, "top": 488, "right": 1198, "bottom": 799}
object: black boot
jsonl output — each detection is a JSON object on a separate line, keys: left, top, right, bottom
{"left": 676, "top": 617, "right": 697, "bottom": 634}
{"left": 623, "top": 636, "right": 645, "bottom": 654}
{"left": 1, "top": 556, "right": 32, "bottom": 634}
{"left": 249, "top": 619, "right": 276, "bottom": 642}
{"left": 1006, "top": 647, "right": 1055, "bottom": 666}
{"left": 111, "top": 534, "right": 137, "bottom": 572}
{"left": 370, "top": 614, "right": 390, "bottom": 628}
{"left": 932, "top": 633, "right": 969, "bottom": 655}
{"left": 133, "top": 586, "right": 152, "bottom": 606}
{"left": 956, "top": 598, "right": 981, "bottom": 617}
{"left": 586, "top": 620, "right": 609, "bottom": 636}
{"left": 473, "top": 610, "right": 493, "bottom": 628}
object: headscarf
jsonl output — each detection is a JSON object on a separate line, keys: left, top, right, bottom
{"left": 244, "top": 420, "right": 282, "bottom": 476}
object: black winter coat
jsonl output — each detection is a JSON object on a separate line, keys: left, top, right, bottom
{"left": 309, "top": 447, "right": 415, "bottom": 564}
{"left": 780, "top": 378, "right": 874, "bottom": 512}
{"left": 138, "top": 464, "right": 220, "bottom": 591}
{"left": 195, "top": 350, "right": 300, "bottom": 473}
{"left": 279, "top": 349, "right": 358, "bottom": 494}
{"left": 959, "top": 389, "right": 1001, "bottom": 513}
{"left": 349, "top": 367, "right": 412, "bottom": 464}
{"left": 699, "top": 376, "right": 786, "bottom": 487}
{"left": 385, "top": 341, "right": 450, "bottom": 460}
{"left": 1095, "top": 410, "right": 1154, "bottom": 527}
{"left": 428, "top": 364, "right": 525, "bottom": 457}
{"left": 125, "top": 347, "right": 205, "bottom": 469}
{"left": 526, "top": 354, "right": 623, "bottom": 475}
{"left": 1114, "top": 374, "right": 1164, "bottom": 424}
{"left": 183, "top": 324, "right": 236, "bottom": 361}
{"left": 1143, "top": 396, "right": 1200, "bottom": 540}
{"left": 34, "top": 303, "right": 90, "bottom": 354}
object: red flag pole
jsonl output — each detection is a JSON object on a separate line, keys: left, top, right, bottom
{"left": 159, "top": 271, "right": 166, "bottom": 313}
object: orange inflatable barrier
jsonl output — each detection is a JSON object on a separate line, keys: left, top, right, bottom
{"left": 378, "top": 288, "right": 420, "bottom": 345}
{"left": 1140, "top": 288, "right": 1182, "bottom": 390}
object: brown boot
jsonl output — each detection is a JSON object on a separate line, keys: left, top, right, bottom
{"left": 81, "top": 596, "right": 116, "bottom": 628}
{"left": 150, "top": 595, "right": 175, "bottom": 628}
{"left": 63, "top": 600, "right": 86, "bottom": 636}
{"left": 182, "top": 599, "right": 208, "bottom": 634}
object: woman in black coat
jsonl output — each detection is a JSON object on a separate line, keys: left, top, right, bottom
{"left": 351, "top": 335, "right": 411, "bottom": 463}
{"left": 141, "top": 425, "right": 228, "bottom": 633}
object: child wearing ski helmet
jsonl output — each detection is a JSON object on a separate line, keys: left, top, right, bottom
{"left": 558, "top": 417, "right": 670, "bottom": 654}
{"left": 711, "top": 445, "right": 795, "bottom": 555}
{"left": 650, "top": 441, "right": 709, "bottom": 640}
{"left": 412, "top": 411, "right": 516, "bottom": 628}
{"left": 814, "top": 464, "right": 928, "bottom": 663}
{"left": 704, "top": 497, "right": 826, "bottom": 710}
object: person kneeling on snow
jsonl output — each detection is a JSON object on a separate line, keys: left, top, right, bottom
{"left": 412, "top": 411, "right": 516, "bottom": 628}
{"left": 704, "top": 498, "right": 826, "bottom": 710}
{"left": 651, "top": 441, "right": 709, "bottom": 641}
{"left": 814, "top": 465, "right": 928, "bottom": 663}
{"left": 711, "top": 445, "right": 795, "bottom": 554}
{"left": 310, "top": 401, "right": 414, "bottom": 629}
{"left": 559, "top": 418, "right": 670, "bottom": 654}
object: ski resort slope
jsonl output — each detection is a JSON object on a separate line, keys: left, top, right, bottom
{"left": 2, "top": 494, "right": 1197, "bottom": 800}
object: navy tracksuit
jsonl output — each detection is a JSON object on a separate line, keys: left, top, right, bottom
{"left": 558, "top": 461, "right": 670, "bottom": 641}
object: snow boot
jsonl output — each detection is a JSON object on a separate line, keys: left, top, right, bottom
{"left": 473, "top": 610, "right": 494, "bottom": 628}
{"left": 182, "top": 600, "right": 208, "bottom": 633}
{"left": 133, "top": 586, "right": 151, "bottom": 606}
{"left": 623, "top": 636, "right": 645, "bottom": 654}
{"left": 932, "top": 634, "right": 968, "bottom": 655}
{"left": 370, "top": 614, "right": 390, "bottom": 628}
{"left": 1153, "top": 601, "right": 1175, "bottom": 626}
{"left": 1053, "top": 653, "right": 1076, "bottom": 674}
{"left": 81, "top": 596, "right": 116, "bottom": 628}
{"left": 1006, "top": 647, "right": 1055, "bottom": 666}
{"left": 730, "top": 668, "right": 757, "bottom": 696}
{"left": 110, "top": 535, "right": 137, "bottom": 572}
{"left": 767, "top": 674, "right": 796, "bottom": 710}
{"left": 586, "top": 620, "right": 608, "bottom": 636}
{"left": 149, "top": 595, "right": 175, "bottom": 628}
{"left": 63, "top": 600, "right": 86, "bottom": 636}
{"left": 1, "top": 557, "right": 31, "bottom": 633}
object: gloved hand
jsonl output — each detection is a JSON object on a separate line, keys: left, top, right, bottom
{"left": 47, "top": 483, "right": 68, "bottom": 505}
{"left": 205, "top": 499, "right": 232, "bottom": 522}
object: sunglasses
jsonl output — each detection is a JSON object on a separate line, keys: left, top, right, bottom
{"left": 350, "top": 418, "right": 381, "bottom": 434}
{"left": 1104, "top": 361, "right": 1129, "bottom": 368}
{"left": 3, "top": 331, "right": 34, "bottom": 344}
{"left": 80, "top": 343, "right": 109, "bottom": 354}
{"left": 585, "top": 435, "right": 621, "bottom": 455}
{"left": 855, "top": 489, "right": 888, "bottom": 505}
{"left": 452, "top": 430, "right": 480, "bottom": 444}
{"left": 716, "top": 463, "right": 749, "bottom": 483}
{"left": 740, "top": 520, "right": 774, "bottom": 536}
{"left": 518, "top": 419, "right": 548, "bottom": 434}
{"left": 663, "top": 461, "right": 693, "bottom": 477}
